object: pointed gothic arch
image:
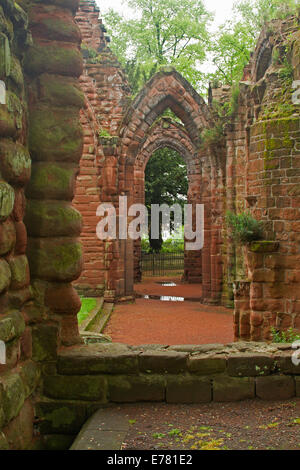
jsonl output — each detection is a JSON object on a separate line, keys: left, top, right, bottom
{"left": 116, "top": 69, "right": 223, "bottom": 299}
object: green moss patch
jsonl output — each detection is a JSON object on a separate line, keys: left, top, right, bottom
{"left": 29, "top": 105, "right": 82, "bottom": 163}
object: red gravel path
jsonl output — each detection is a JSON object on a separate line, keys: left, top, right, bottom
{"left": 104, "top": 277, "right": 234, "bottom": 345}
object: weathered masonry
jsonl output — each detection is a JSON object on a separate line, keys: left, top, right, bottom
{"left": 73, "top": 0, "right": 300, "bottom": 343}
{"left": 0, "top": 0, "right": 299, "bottom": 450}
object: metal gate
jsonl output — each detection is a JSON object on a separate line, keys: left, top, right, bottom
{"left": 141, "top": 252, "right": 184, "bottom": 277}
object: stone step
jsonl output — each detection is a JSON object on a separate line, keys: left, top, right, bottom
{"left": 70, "top": 407, "right": 129, "bottom": 450}
{"left": 88, "top": 302, "right": 114, "bottom": 333}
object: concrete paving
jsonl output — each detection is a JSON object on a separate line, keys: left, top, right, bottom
{"left": 70, "top": 408, "right": 129, "bottom": 450}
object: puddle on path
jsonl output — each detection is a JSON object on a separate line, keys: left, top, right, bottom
{"left": 156, "top": 282, "right": 177, "bottom": 287}
{"left": 143, "top": 294, "right": 184, "bottom": 301}
{"left": 138, "top": 280, "right": 202, "bottom": 302}
{"left": 142, "top": 294, "right": 202, "bottom": 302}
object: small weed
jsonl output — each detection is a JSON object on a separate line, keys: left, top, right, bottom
{"left": 98, "top": 128, "right": 112, "bottom": 138}
{"left": 271, "top": 327, "right": 300, "bottom": 343}
{"left": 289, "top": 418, "right": 300, "bottom": 426}
{"left": 168, "top": 429, "right": 182, "bottom": 437}
{"left": 259, "top": 422, "right": 279, "bottom": 430}
{"left": 152, "top": 433, "right": 166, "bottom": 439}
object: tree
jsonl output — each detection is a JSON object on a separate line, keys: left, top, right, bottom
{"left": 145, "top": 147, "right": 188, "bottom": 252}
{"left": 103, "top": 0, "right": 212, "bottom": 93}
{"left": 209, "top": 0, "right": 298, "bottom": 85}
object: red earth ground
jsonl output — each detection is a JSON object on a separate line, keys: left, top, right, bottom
{"left": 120, "top": 400, "right": 300, "bottom": 450}
{"left": 104, "top": 277, "right": 234, "bottom": 345}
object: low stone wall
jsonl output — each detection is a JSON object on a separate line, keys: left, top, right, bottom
{"left": 35, "top": 341, "right": 300, "bottom": 449}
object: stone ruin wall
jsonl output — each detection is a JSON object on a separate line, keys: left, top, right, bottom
{"left": 0, "top": 0, "right": 84, "bottom": 450}
{"left": 227, "top": 16, "right": 300, "bottom": 342}
{"left": 0, "top": 0, "right": 299, "bottom": 450}
{"left": 73, "top": 0, "right": 131, "bottom": 298}
{"left": 0, "top": 0, "right": 33, "bottom": 450}
{"left": 72, "top": 0, "right": 300, "bottom": 341}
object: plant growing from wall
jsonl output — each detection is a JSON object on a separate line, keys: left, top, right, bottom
{"left": 201, "top": 83, "right": 240, "bottom": 148}
{"left": 81, "top": 44, "right": 102, "bottom": 64}
{"left": 209, "top": 0, "right": 298, "bottom": 86}
{"left": 200, "top": 124, "right": 225, "bottom": 148}
{"left": 271, "top": 327, "right": 300, "bottom": 343}
{"left": 226, "top": 211, "right": 264, "bottom": 243}
{"left": 98, "top": 128, "right": 112, "bottom": 138}
{"left": 278, "top": 58, "right": 294, "bottom": 85}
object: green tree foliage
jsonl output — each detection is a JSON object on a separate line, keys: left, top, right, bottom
{"left": 145, "top": 147, "right": 188, "bottom": 252}
{"left": 209, "top": 0, "right": 298, "bottom": 85}
{"left": 103, "top": 0, "right": 212, "bottom": 93}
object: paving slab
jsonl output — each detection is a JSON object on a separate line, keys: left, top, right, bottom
{"left": 70, "top": 407, "right": 130, "bottom": 450}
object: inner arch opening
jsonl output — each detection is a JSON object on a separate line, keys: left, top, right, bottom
{"left": 140, "top": 147, "right": 187, "bottom": 278}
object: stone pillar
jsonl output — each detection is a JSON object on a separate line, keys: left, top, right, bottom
{"left": 0, "top": 0, "right": 40, "bottom": 450}
{"left": 24, "top": 0, "right": 84, "bottom": 346}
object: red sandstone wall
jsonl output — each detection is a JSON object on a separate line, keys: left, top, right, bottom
{"left": 0, "top": 0, "right": 84, "bottom": 450}
{"left": 230, "top": 17, "right": 300, "bottom": 340}
{"left": 73, "top": 0, "right": 131, "bottom": 297}
{"left": 74, "top": 0, "right": 300, "bottom": 342}
{"left": 0, "top": 1, "right": 34, "bottom": 450}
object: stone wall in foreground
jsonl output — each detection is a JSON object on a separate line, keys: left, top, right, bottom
{"left": 35, "top": 342, "right": 300, "bottom": 449}
{"left": 0, "top": 0, "right": 84, "bottom": 450}
{"left": 0, "top": 0, "right": 38, "bottom": 451}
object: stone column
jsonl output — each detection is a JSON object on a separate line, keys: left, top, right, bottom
{"left": 24, "top": 0, "right": 84, "bottom": 347}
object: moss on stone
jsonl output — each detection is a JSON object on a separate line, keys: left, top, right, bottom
{"left": 7, "top": 286, "right": 32, "bottom": 309}
{"left": 0, "top": 32, "right": 11, "bottom": 78}
{"left": 27, "top": 237, "right": 82, "bottom": 282}
{"left": 51, "top": 243, "right": 82, "bottom": 277}
{"left": 26, "top": 162, "right": 76, "bottom": 200}
{"left": 29, "top": 105, "right": 82, "bottom": 163}
{"left": 42, "top": 434, "right": 75, "bottom": 451}
{"left": 0, "top": 140, "right": 31, "bottom": 184}
{"left": 0, "top": 219, "right": 16, "bottom": 257}
{"left": 0, "top": 7, "right": 13, "bottom": 41}
{"left": 0, "top": 258, "right": 10, "bottom": 293}
{"left": 24, "top": 42, "right": 82, "bottom": 77}
{"left": 8, "top": 255, "right": 29, "bottom": 289}
{"left": 32, "top": 324, "right": 58, "bottom": 362}
{"left": 0, "top": 105, "right": 16, "bottom": 137}
{"left": 44, "top": 375, "right": 107, "bottom": 401}
{"left": 0, "top": 181, "right": 14, "bottom": 220}
{"left": 36, "top": 401, "right": 87, "bottom": 435}
{"left": 8, "top": 56, "right": 24, "bottom": 92}
{"left": 0, "top": 432, "right": 9, "bottom": 450}
{"left": 40, "top": 16, "right": 80, "bottom": 43}
{"left": 25, "top": 200, "right": 82, "bottom": 237}
{"left": 46, "top": 407, "right": 76, "bottom": 429}
{"left": 0, "top": 373, "right": 25, "bottom": 425}
{"left": 249, "top": 241, "right": 279, "bottom": 253}
{"left": 6, "top": 92, "right": 23, "bottom": 130}
{"left": 19, "top": 361, "right": 41, "bottom": 398}
{"left": 0, "top": 310, "right": 25, "bottom": 342}
{"left": 37, "top": 74, "right": 84, "bottom": 108}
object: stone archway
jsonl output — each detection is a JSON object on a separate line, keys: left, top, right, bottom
{"left": 132, "top": 117, "right": 202, "bottom": 283}
{"left": 117, "top": 68, "right": 222, "bottom": 300}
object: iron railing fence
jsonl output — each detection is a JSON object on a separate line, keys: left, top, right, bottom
{"left": 141, "top": 251, "right": 184, "bottom": 277}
